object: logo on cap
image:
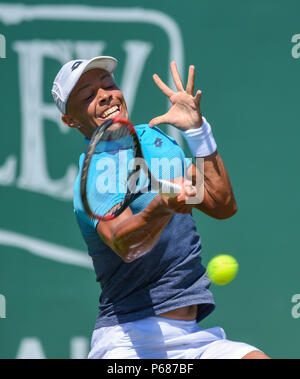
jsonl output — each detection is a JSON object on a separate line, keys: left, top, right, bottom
{"left": 71, "top": 61, "right": 83, "bottom": 71}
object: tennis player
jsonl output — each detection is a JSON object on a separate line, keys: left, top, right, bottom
{"left": 52, "top": 56, "right": 270, "bottom": 359}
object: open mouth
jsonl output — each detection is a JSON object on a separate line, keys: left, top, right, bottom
{"left": 98, "top": 105, "right": 120, "bottom": 120}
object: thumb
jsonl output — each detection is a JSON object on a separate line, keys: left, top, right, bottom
{"left": 194, "top": 90, "right": 202, "bottom": 106}
{"left": 148, "top": 114, "right": 169, "bottom": 127}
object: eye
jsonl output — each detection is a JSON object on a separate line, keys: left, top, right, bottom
{"left": 84, "top": 92, "right": 95, "bottom": 101}
{"left": 104, "top": 84, "right": 114, "bottom": 90}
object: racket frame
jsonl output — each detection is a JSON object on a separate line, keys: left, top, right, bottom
{"left": 80, "top": 117, "right": 182, "bottom": 221}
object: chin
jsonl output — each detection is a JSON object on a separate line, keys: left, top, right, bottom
{"left": 118, "top": 106, "right": 129, "bottom": 121}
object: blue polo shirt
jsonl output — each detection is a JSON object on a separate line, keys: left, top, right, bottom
{"left": 73, "top": 124, "right": 215, "bottom": 329}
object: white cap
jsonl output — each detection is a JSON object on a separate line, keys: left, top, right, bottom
{"left": 51, "top": 56, "right": 118, "bottom": 114}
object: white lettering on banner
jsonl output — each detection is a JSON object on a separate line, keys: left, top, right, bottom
{"left": 13, "top": 40, "right": 78, "bottom": 200}
{"left": 0, "top": 294, "right": 6, "bottom": 318}
{"left": 11, "top": 39, "right": 108, "bottom": 199}
{"left": 120, "top": 41, "right": 153, "bottom": 114}
{"left": 16, "top": 337, "right": 89, "bottom": 359}
{"left": 11, "top": 40, "right": 154, "bottom": 200}
{"left": 74, "top": 41, "right": 106, "bottom": 60}
{"left": 0, "top": 4, "right": 184, "bottom": 201}
{"left": 0, "top": 156, "right": 17, "bottom": 185}
{"left": 16, "top": 338, "right": 46, "bottom": 359}
{"left": 70, "top": 337, "right": 89, "bottom": 359}
{"left": 0, "top": 33, "right": 5, "bottom": 58}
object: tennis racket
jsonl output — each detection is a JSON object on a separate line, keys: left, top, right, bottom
{"left": 80, "top": 117, "right": 185, "bottom": 221}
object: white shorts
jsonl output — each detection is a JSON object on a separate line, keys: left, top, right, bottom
{"left": 88, "top": 316, "right": 259, "bottom": 359}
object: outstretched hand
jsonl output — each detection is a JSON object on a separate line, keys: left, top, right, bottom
{"left": 149, "top": 62, "right": 203, "bottom": 131}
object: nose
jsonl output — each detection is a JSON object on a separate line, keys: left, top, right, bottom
{"left": 98, "top": 91, "right": 112, "bottom": 106}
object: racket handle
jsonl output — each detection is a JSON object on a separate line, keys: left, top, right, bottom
{"left": 158, "top": 179, "right": 182, "bottom": 198}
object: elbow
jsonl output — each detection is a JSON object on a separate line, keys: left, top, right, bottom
{"left": 211, "top": 194, "right": 238, "bottom": 220}
{"left": 119, "top": 249, "right": 150, "bottom": 263}
{"left": 112, "top": 236, "right": 150, "bottom": 263}
{"left": 121, "top": 254, "right": 137, "bottom": 263}
{"left": 214, "top": 201, "right": 238, "bottom": 220}
{"left": 215, "top": 204, "right": 238, "bottom": 219}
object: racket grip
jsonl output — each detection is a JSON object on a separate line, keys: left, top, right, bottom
{"left": 158, "top": 179, "right": 182, "bottom": 198}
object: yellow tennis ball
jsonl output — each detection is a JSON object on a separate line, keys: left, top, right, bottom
{"left": 207, "top": 254, "right": 239, "bottom": 285}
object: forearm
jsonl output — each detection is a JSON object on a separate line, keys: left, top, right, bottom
{"left": 182, "top": 117, "right": 237, "bottom": 219}
{"left": 112, "top": 196, "right": 174, "bottom": 262}
{"left": 194, "top": 151, "right": 237, "bottom": 219}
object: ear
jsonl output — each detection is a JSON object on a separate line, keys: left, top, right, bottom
{"left": 62, "top": 114, "right": 79, "bottom": 129}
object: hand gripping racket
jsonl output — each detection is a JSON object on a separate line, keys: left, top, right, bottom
{"left": 80, "top": 117, "right": 184, "bottom": 221}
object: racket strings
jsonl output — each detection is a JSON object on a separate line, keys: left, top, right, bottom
{"left": 82, "top": 119, "right": 152, "bottom": 220}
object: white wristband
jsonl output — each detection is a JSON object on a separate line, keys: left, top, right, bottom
{"left": 181, "top": 117, "right": 217, "bottom": 157}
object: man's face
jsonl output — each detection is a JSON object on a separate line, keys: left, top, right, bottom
{"left": 65, "top": 68, "right": 128, "bottom": 135}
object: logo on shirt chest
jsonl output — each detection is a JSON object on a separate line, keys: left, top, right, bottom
{"left": 154, "top": 138, "right": 163, "bottom": 148}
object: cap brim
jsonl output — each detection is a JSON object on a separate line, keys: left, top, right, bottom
{"left": 82, "top": 56, "right": 118, "bottom": 75}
